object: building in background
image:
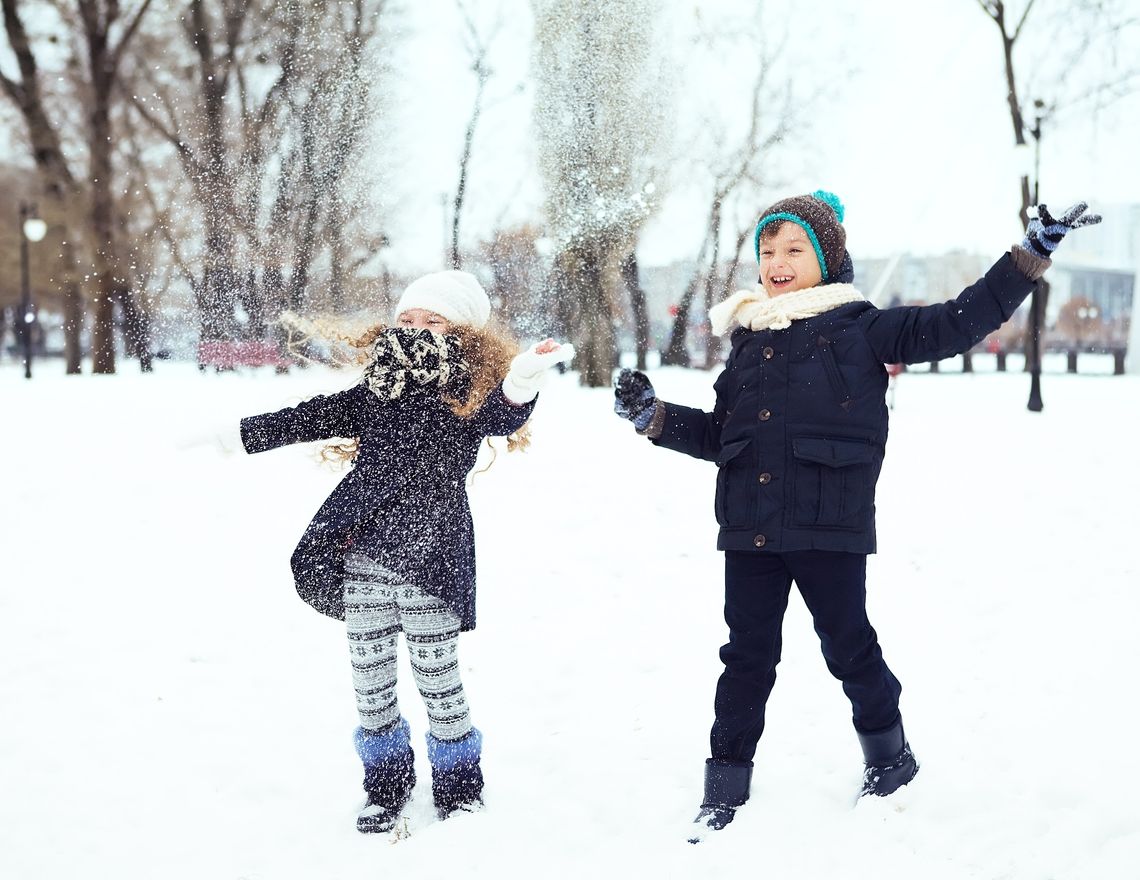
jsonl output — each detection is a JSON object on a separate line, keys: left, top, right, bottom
{"left": 1048, "top": 203, "right": 1138, "bottom": 361}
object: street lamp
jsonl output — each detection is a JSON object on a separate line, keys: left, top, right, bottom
{"left": 1076, "top": 303, "right": 1099, "bottom": 351}
{"left": 19, "top": 202, "right": 48, "bottom": 380}
{"left": 1025, "top": 101, "right": 1046, "bottom": 412}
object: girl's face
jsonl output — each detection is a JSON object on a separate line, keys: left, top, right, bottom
{"left": 758, "top": 222, "right": 823, "bottom": 297}
{"left": 397, "top": 309, "right": 452, "bottom": 332}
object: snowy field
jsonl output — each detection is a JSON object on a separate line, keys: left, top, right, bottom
{"left": 2, "top": 356, "right": 1139, "bottom": 880}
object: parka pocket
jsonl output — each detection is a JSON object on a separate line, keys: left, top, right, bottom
{"left": 817, "top": 336, "right": 854, "bottom": 412}
{"left": 714, "top": 438, "right": 753, "bottom": 527}
{"left": 790, "top": 437, "right": 878, "bottom": 530}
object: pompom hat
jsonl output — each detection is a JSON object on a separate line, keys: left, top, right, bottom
{"left": 754, "top": 189, "right": 847, "bottom": 282}
{"left": 392, "top": 270, "right": 491, "bottom": 329}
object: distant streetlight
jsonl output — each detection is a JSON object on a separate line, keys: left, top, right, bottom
{"left": 19, "top": 202, "right": 48, "bottom": 380}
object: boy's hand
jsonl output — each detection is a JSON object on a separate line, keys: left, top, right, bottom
{"left": 1022, "top": 201, "right": 1102, "bottom": 258}
{"left": 502, "top": 340, "right": 575, "bottom": 404}
{"left": 614, "top": 368, "right": 657, "bottom": 431}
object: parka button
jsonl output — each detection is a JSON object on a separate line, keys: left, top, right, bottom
{"left": 758, "top": 472, "right": 771, "bottom": 484}
{"left": 762, "top": 347, "right": 774, "bottom": 359}
{"left": 758, "top": 409, "right": 771, "bottom": 421}
{"left": 753, "top": 534, "right": 767, "bottom": 547}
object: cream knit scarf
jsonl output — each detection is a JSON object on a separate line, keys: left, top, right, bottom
{"left": 362, "top": 327, "right": 469, "bottom": 400}
{"left": 708, "top": 283, "right": 866, "bottom": 335}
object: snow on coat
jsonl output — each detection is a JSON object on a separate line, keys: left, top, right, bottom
{"left": 240, "top": 382, "right": 534, "bottom": 630}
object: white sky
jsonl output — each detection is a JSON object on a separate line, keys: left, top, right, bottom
{"left": 381, "top": 0, "right": 1140, "bottom": 272}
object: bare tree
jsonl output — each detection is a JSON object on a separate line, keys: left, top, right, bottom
{"left": 448, "top": 0, "right": 497, "bottom": 270}
{"left": 975, "top": 0, "right": 1140, "bottom": 406}
{"left": 75, "top": 0, "right": 155, "bottom": 373}
{"left": 532, "top": 0, "right": 668, "bottom": 386}
{"left": 662, "top": 10, "right": 808, "bottom": 369}
{"left": 126, "top": 0, "right": 395, "bottom": 356}
{"left": 1, "top": 0, "right": 89, "bottom": 372}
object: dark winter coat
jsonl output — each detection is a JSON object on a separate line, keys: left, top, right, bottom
{"left": 652, "top": 250, "right": 1042, "bottom": 555}
{"left": 240, "top": 383, "right": 534, "bottom": 630}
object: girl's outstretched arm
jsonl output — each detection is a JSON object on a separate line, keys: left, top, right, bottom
{"left": 464, "top": 339, "right": 572, "bottom": 438}
{"left": 500, "top": 339, "right": 575, "bottom": 405}
{"left": 240, "top": 384, "right": 370, "bottom": 454}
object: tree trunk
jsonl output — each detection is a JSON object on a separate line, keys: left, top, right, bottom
{"left": 661, "top": 269, "right": 704, "bottom": 367}
{"left": 115, "top": 286, "right": 152, "bottom": 371}
{"left": 621, "top": 252, "right": 650, "bottom": 370}
{"left": 560, "top": 244, "right": 615, "bottom": 387}
{"left": 89, "top": 80, "right": 118, "bottom": 374}
{"left": 57, "top": 230, "right": 85, "bottom": 373}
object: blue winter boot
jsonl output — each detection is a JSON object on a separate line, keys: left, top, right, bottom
{"left": 858, "top": 718, "right": 919, "bottom": 798}
{"left": 426, "top": 728, "right": 484, "bottom": 820}
{"left": 354, "top": 719, "right": 416, "bottom": 833}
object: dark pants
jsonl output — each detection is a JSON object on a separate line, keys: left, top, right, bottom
{"left": 710, "top": 550, "right": 903, "bottom": 762}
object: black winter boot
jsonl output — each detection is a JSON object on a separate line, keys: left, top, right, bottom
{"left": 857, "top": 719, "right": 918, "bottom": 798}
{"left": 689, "top": 759, "right": 753, "bottom": 843}
{"left": 354, "top": 721, "right": 417, "bottom": 833}
{"left": 427, "top": 728, "right": 485, "bottom": 820}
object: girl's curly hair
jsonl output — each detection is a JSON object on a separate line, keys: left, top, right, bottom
{"left": 315, "top": 319, "right": 532, "bottom": 466}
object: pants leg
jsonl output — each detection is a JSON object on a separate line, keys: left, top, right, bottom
{"left": 710, "top": 551, "right": 795, "bottom": 762}
{"left": 785, "top": 550, "right": 902, "bottom": 734}
{"left": 343, "top": 554, "right": 403, "bottom": 732}
{"left": 394, "top": 583, "right": 472, "bottom": 743}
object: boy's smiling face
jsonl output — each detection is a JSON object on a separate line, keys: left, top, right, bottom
{"left": 758, "top": 221, "right": 823, "bottom": 297}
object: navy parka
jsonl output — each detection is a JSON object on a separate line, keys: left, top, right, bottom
{"left": 241, "top": 383, "right": 534, "bottom": 630}
{"left": 653, "top": 251, "right": 1040, "bottom": 555}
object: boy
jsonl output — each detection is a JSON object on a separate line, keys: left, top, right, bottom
{"left": 613, "top": 191, "right": 1099, "bottom": 839}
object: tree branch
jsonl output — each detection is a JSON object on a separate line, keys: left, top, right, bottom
{"left": 1012, "top": 0, "right": 1038, "bottom": 42}
{"left": 109, "top": 0, "right": 156, "bottom": 75}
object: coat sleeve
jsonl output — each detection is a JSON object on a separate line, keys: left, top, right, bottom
{"left": 240, "top": 383, "right": 370, "bottom": 454}
{"left": 467, "top": 385, "right": 537, "bottom": 438}
{"left": 648, "top": 355, "right": 736, "bottom": 463}
{"left": 856, "top": 250, "right": 1042, "bottom": 365}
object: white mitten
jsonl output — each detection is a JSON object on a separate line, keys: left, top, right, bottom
{"left": 501, "top": 342, "right": 576, "bottom": 405}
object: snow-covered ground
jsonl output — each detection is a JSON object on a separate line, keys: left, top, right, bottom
{"left": 2, "top": 357, "right": 1138, "bottom": 879}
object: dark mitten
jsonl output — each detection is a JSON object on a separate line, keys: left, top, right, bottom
{"left": 1021, "top": 202, "right": 1102, "bottom": 258}
{"left": 614, "top": 368, "right": 657, "bottom": 431}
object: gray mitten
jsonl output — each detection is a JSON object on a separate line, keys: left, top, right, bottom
{"left": 1021, "top": 202, "right": 1102, "bottom": 258}
{"left": 614, "top": 368, "right": 657, "bottom": 431}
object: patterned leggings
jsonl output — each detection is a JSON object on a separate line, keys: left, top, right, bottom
{"left": 343, "top": 553, "right": 472, "bottom": 742}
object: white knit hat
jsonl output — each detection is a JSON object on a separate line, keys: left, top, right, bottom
{"left": 392, "top": 270, "right": 491, "bottom": 329}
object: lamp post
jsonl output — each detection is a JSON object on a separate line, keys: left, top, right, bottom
{"left": 19, "top": 202, "right": 48, "bottom": 380}
{"left": 1025, "top": 101, "right": 1046, "bottom": 412}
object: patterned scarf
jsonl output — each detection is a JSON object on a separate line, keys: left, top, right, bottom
{"left": 362, "top": 328, "right": 469, "bottom": 401}
{"left": 708, "top": 282, "right": 866, "bottom": 336}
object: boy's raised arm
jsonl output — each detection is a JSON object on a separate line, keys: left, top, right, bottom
{"left": 859, "top": 201, "right": 1100, "bottom": 365}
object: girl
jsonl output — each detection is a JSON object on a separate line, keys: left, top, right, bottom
{"left": 613, "top": 192, "right": 1099, "bottom": 839}
{"left": 238, "top": 270, "right": 573, "bottom": 833}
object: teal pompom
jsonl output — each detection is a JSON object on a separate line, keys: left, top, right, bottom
{"left": 811, "top": 189, "right": 845, "bottom": 223}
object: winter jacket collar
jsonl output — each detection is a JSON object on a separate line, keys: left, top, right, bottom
{"left": 709, "top": 282, "right": 866, "bottom": 335}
